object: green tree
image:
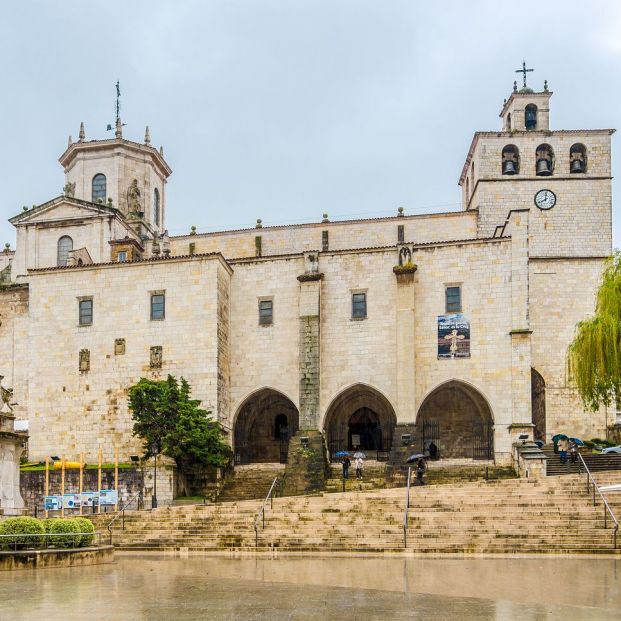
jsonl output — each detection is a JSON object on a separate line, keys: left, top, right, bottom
{"left": 568, "top": 251, "right": 621, "bottom": 411}
{"left": 128, "top": 375, "right": 232, "bottom": 475}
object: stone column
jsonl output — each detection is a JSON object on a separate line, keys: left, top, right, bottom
{"left": 394, "top": 262, "right": 417, "bottom": 423}
{"left": 297, "top": 262, "right": 323, "bottom": 430}
{"left": 506, "top": 210, "right": 534, "bottom": 453}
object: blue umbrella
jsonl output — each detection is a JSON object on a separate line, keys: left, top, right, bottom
{"left": 570, "top": 437, "right": 585, "bottom": 446}
{"left": 334, "top": 450, "right": 349, "bottom": 457}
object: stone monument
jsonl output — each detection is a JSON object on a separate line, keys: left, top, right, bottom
{"left": 0, "top": 377, "right": 27, "bottom": 516}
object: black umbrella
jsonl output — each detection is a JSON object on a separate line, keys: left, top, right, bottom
{"left": 405, "top": 453, "right": 425, "bottom": 464}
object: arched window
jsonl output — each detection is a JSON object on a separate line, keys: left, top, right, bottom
{"left": 525, "top": 104, "right": 537, "bottom": 130}
{"left": 570, "top": 143, "right": 587, "bottom": 173}
{"left": 535, "top": 144, "right": 554, "bottom": 176}
{"left": 92, "top": 174, "right": 107, "bottom": 203}
{"left": 57, "top": 236, "right": 73, "bottom": 266}
{"left": 506, "top": 113, "right": 512, "bottom": 131}
{"left": 501, "top": 144, "right": 520, "bottom": 175}
{"left": 153, "top": 188, "right": 160, "bottom": 226}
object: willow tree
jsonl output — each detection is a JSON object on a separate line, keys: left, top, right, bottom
{"left": 568, "top": 251, "right": 621, "bottom": 410}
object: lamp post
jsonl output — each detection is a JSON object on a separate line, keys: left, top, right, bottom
{"left": 150, "top": 441, "right": 160, "bottom": 509}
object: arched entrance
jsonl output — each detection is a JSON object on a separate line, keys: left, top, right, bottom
{"left": 324, "top": 384, "right": 396, "bottom": 458}
{"left": 233, "top": 389, "right": 299, "bottom": 464}
{"left": 416, "top": 380, "right": 494, "bottom": 459}
{"left": 531, "top": 368, "right": 546, "bottom": 442}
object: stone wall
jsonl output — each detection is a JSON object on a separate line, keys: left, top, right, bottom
{"left": 170, "top": 210, "right": 478, "bottom": 259}
{"left": 529, "top": 257, "right": 608, "bottom": 440}
{"left": 24, "top": 255, "right": 229, "bottom": 462}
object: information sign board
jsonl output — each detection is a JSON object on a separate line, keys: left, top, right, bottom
{"left": 44, "top": 496, "right": 62, "bottom": 511}
{"left": 99, "top": 489, "right": 118, "bottom": 506}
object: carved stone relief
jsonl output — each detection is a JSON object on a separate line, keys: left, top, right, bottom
{"left": 79, "top": 349, "right": 90, "bottom": 372}
{"left": 114, "top": 338, "right": 126, "bottom": 355}
{"left": 150, "top": 346, "right": 163, "bottom": 369}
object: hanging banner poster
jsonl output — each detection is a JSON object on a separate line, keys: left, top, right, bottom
{"left": 80, "top": 492, "right": 98, "bottom": 508}
{"left": 62, "top": 494, "right": 81, "bottom": 510}
{"left": 438, "top": 314, "right": 471, "bottom": 359}
{"left": 99, "top": 490, "right": 118, "bottom": 506}
{"left": 44, "top": 496, "right": 62, "bottom": 511}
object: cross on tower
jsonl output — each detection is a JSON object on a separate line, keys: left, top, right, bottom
{"left": 515, "top": 60, "right": 534, "bottom": 88}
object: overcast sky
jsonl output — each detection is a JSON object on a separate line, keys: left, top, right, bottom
{"left": 0, "top": 1, "right": 619, "bottom": 246}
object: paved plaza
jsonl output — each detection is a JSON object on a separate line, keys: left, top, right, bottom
{"left": 1, "top": 555, "right": 620, "bottom": 620}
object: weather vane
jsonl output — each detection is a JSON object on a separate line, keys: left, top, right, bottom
{"left": 106, "top": 81, "right": 126, "bottom": 132}
{"left": 515, "top": 60, "right": 534, "bottom": 89}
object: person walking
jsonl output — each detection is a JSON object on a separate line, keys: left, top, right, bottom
{"left": 342, "top": 456, "right": 351, "bottom": 480}
{"left": 355, "top": 456, "right": 363, "bottom": 480}
{"left": 416, "top": 457, "right": 427, "bottom": 485}
{"left": 570, "top": 441, "right": 578, "bottom": 464}
{"left": 558, "top": 437, "right": 569, "bottom": 464}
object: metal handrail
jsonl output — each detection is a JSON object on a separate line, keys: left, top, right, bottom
{"left": 253, "top": 476, "right": 280, "bottom": 547}
{"left": 106, "top": 489, "right": 143, "bottom": 545}
{"left": 577, "top": 452, "right": 619, "bottom": 549}
{"left": 403, "top": 467, "right": 412, "bottom": 548}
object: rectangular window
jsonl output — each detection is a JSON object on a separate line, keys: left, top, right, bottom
{"left": 150, "top": 293, "right": 165, "bottom": 320}
{"left": 79, "top": 299, "right": 93, "bottom": 326}
{"left": 352, "top": 292, "right": 367, "bottom": 319}
{"left": 117, "top": 251, "right": 127, "bottom": 262}
{"left": 445, "top": 286, "right": 461, "bottom": 313}
{"left": 259, "top": 299, "right": 273, "bottom": 326}
{"left": 397, "top": 225, "right": 405, "bottom": 243}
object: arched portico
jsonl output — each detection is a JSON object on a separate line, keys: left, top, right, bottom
{"left": 323, "top": 384, "right": 397, "bottom": 458}
{"left": 233, "top": 389, "right": 299, "bottom": 464}
{"left": 416, "top": 380, "right": 494, "bottom": 459}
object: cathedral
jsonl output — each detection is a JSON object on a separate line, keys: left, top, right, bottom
{"left": 0, "top": 78, "right": 615, "bottom": 467}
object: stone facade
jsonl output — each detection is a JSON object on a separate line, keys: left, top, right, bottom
{"left": 0, "top": 83, "right": 614, "bottom": 468}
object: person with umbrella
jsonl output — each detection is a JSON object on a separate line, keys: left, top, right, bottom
{"left": 353, "top": 451, "right": 365, "bottom": 480}
{"left": 416, "top": 457, "right": 427, "bottom": 485}
{"left": 341, "top": 454, "right": 351, "bottom": 480}
{"left": 557, "top": 435, "right": 569, "bottom": 464}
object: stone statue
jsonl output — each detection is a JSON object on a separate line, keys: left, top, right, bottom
{"left": 127, "top": 179, "right": 142, "bottom": 215}
{"left": 0, "top": 376, "right": 14, "bottom": 413}
{"left": 63, "top": 181, "right": 76, "bottom": 198}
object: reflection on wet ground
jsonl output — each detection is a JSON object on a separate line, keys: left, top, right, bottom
{"left": 1, "top": 555, "right": 620, "bottom": 620}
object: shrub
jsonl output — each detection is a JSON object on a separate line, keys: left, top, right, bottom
{"left": 72, "top": 517, "right": 96, "bottom": 547}
{"left": 0, "top": 517, "right": 45, "bottom": 549}
{"left": 47, "top": 518, "right": 81, "bottom": 549}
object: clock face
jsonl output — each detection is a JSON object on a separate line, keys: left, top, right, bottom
{"left": 535, "top": 189, "right": 556, "bottom": 210}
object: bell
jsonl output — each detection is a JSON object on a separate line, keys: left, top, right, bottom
{"left": 502, "top": 160, "right": 516, "bottom": 175}
{"left": 536, "top": 159, "right": 551, "bottom": 176}
{"left": 571, "top": 159, "right": 584, "bottom": 173}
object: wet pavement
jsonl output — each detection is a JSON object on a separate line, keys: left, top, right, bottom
{"left": 1, "top": 554, "right": 620, "bottom": 620}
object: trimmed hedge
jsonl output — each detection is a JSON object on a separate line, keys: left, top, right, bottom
{"left": 0, "top": 517, "right": 45, "bottom": 549}
{"left": 47, "top": 518, "right": 82, "bottom": 549}
{"left": 72, "top": 517, "right": 96, "bottom": 547}
{"left": 0, "top": 517, "right": 97, "bottom": 549}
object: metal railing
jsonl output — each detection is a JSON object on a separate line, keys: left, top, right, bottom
{"left": 253, "top": 476, "right": 280, "bottom": 548}
{"left": 402, "top": 467, "right": 411, "bottom": 548}
{"left": 0, "top": 531, "right": 102, "bottom": 551}
{"left": 106, "top": 489, "right": 144, "bottom": 545}
{"left": 577, "top": 452, "right": 619, "bottom": 549}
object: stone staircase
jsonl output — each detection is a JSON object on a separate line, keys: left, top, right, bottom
{"left": 324, "top": 460, "right": 389, "bottom": 493}
{"left": 92, "top": 472, "right": 621, "bottom": 554}
{"left": 216, "top": 463, "right": 285, "bottom": 503}
{"left": 544, "top": 448, "right": 621, "bottom": 476}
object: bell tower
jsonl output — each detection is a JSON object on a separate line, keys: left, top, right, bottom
{"left": 58, "top": 88, "right": 172, "bottom": 238}
{"left": 458, "top": 65, "right": 614, "bottom": 259}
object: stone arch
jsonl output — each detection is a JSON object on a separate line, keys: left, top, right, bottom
{"left": 525, "top": 103, "right": 537, "bottom": 130}
{"left": 501, "top": 144, "right": 520, "bottom": 175}
{"left": 415, "top": 379, "right": 494, "bottom": 459}
{"left": 233, "top": 388, "right": 299, "bottom": 464}
{"left": 323, "top": 383, "right": 397, "bottom": 457}
{"left": 531, "top": 368, "right": 546, "bottom": 441}
{"left": 570, "top": 143, "right": 587, "bottom": 173}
